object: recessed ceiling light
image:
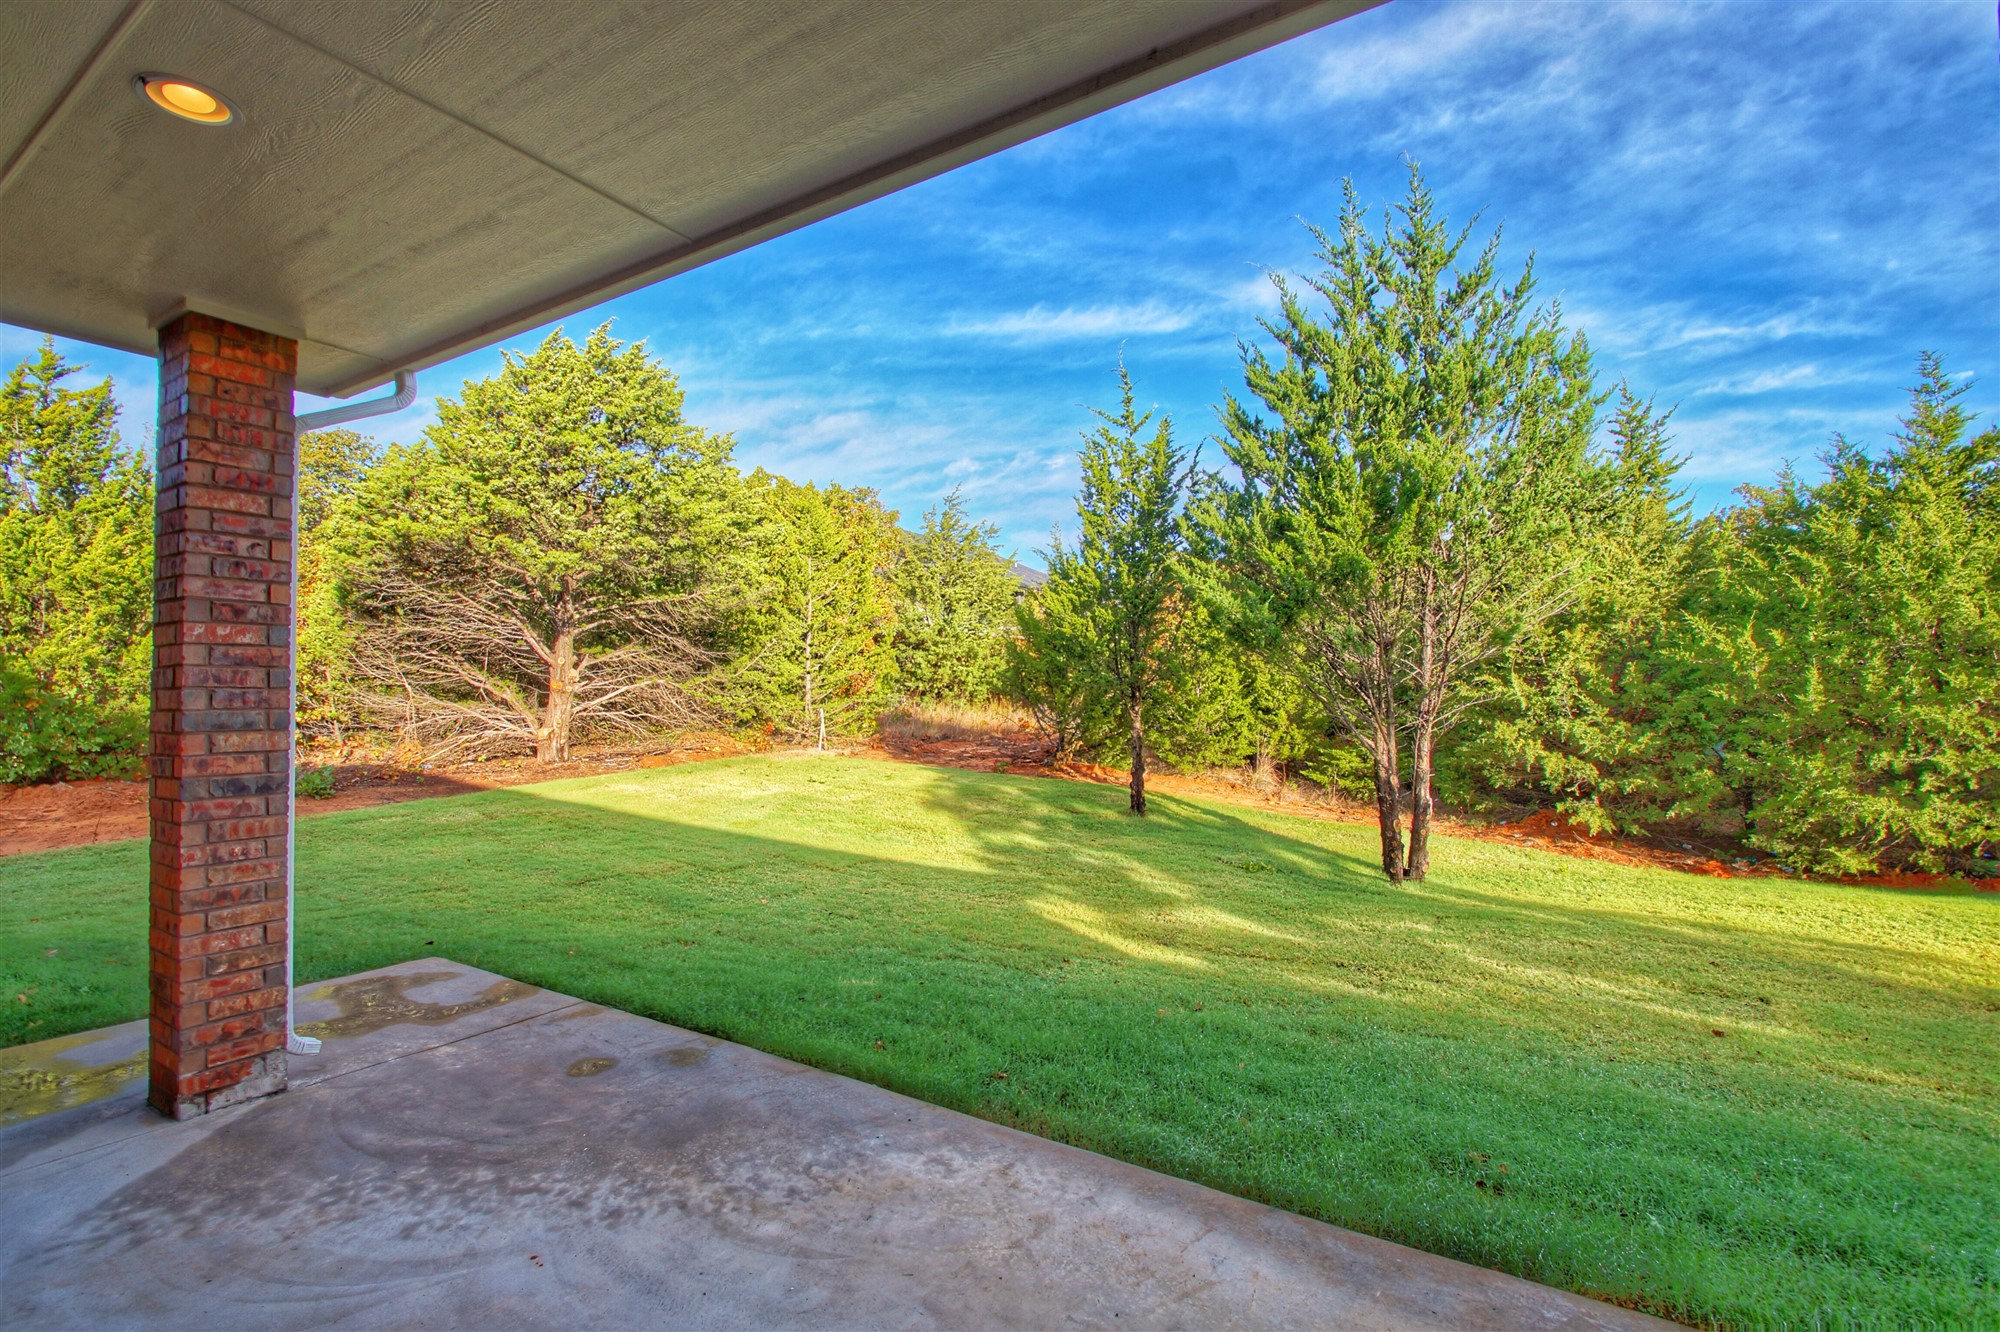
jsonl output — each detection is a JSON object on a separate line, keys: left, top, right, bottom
{"left": 134, "top": 74, "right": 236, "bottom": 125}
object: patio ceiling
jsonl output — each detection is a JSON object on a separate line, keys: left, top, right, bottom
{"left": 0, "top": 0, "right": 1375, "bottom": 397}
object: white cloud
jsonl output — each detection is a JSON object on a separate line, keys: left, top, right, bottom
{"left": 1696, "top": 364, "right": 1866, "bottom": 398}
{"left": 946, "top": 302, "right": 1196, "bottom": 341}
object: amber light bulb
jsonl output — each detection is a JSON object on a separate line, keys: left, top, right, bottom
{"left": 138, "top": 75, "right": 235, "bottom": 125}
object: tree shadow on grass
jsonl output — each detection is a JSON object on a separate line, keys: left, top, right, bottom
{"left": 3, "top": 759, "right": 1995, "bottom": 1328}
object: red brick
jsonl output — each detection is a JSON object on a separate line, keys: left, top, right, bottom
{"left": 203, "top": 858, "right": 284, "bottom": 887}
{"left": 170, "top": 882, "right": 267, "bottom": 912}
{"left": 180, "top": 1063, "right": 267, "bottom": 1097}
{"left": 206, "top": 730, "right": 285, "bottom": 753}
{"left": 195, "top": 925, "right": 271, "bottom": 957}
{"left": 184, "top": 622, "right": 268, "bottom": 645}
{"left": 209, "top": 511, "right": 292, "bottom": 540}
{"left": 182, "top": 575, "right": 271, "bottom": 602}
{"left": 204, "top": 1031, "right": 285, "bottom": 1066}
{"left": 192, "top": 395, "right": 275, "bottom": 429}
{"left": 179, "top": 745, "right": 269, "bottom": 770}
{"left": 150, "top": 732, "right": 210, "bottom": 758}
{"left": 183, "top": 484, "right": 271, "bottom": 517}
{"left": 218, "top": 340, "right": 294, "bottom": 373}
{"left": 209, "top": 645, "right": 288, "bottom": 668}
{"left": 206, "top": 899, "right": 285, "bottom": 930}
{"left": 211, "top": 599, "right": 284, "bottom": 625}
{"left": 211, "top": 689, "right": 284, "bottom": 709}
{"left": 203, "top": 985, "right": 286, "bottom": 1019}
{"left": 161, "top": 970, "right": 263, "bottom": 1006}
{"left": 206, "top": 943, "right": 286, "bottom": 976}
{"left": 211, "top": 376, "right": 287, "bottom": 411}
{"left": 180, "top": 709, "right": 270, "bottom": 733}
{"left": 189, "top": 350, "right": 278, "bottom": 388}
{"left": 191, "top": 1011, "right": 273, "bottom": 1047}
{"left": 151, "top": 909, "right": 206, "bottom": 938}
{"left": 210, "top": 816, "right": 286, "bottom": 841}
{"left": 149, "top": 864, "right": 206, "bottom": 895}
{"left": 207, "top": 420, "right": 286, "bottom": 453}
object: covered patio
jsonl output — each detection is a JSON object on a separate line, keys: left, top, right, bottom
{"left": 3, "top": 1, "right": 1654, "bottom": 1324}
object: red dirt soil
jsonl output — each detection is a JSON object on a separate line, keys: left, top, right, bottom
{"left": 0, "top": 743, "right": 748, "bottom": 858}
{"left": 5, "top": 733, "right": 1994, "bottom": 893}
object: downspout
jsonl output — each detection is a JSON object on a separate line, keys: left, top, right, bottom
{"left": 285, "top": 371, "right": 417, "bottom": 1056}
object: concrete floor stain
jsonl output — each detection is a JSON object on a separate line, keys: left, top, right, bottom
{"left": 299, "top": 971, "right": 539, "bottom": 1040}
{"left": 0, "top": 1033, "right": 145, "bottom": 1124}
{"left": 566, "top": 1057, "right": 617, "bottom": 1077}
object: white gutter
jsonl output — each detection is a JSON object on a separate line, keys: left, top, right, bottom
{"left": 285, "top": 371, "right": 417, "bottom": 1057}
{"left": 295, "top": 370, "right": 418, "bottom": 434}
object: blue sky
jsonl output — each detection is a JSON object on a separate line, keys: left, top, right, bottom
{"left": 7, "top": 0, "right": 1996, "bottom": 563}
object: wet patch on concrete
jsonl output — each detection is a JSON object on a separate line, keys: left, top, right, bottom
{"left": 541, "top": 1004, "right": 604, "bottom": 1025}
{"left": 663, "top": 1045, "right": 710, "bottom": 1067}
{"left": 566, "top": 1057, "right": 617, "bottom": 1077}
{"left": 0, "top": 1029, "right": 147, "bottom": 1126}
{"left": 298, "top": 970, "right": 539, "bottom": 1041}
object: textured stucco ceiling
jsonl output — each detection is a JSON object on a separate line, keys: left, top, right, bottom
{"left": 0, "top": 0, "right": 1374, "bottom": 397}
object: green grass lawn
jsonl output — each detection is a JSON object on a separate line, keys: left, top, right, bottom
{"left": 3, "top": 755, "right": 1994, "bottom": 1326}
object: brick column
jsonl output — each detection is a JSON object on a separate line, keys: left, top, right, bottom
{"left": 148, "top": 311, "right": 297, "bottom": 1120}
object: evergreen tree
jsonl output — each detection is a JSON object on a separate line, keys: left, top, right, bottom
{"left": 326, "top": 326, "right": 741, "bottom": 761}
{"left": 0, "top": 340, "right": 152, "bottom": 780}
{"left": 1147, "top": 614, "right": 1308, "bottom": 781}
{"left": 1451, "top": 386, "right": 1695, "bottom": 829}
{"left": 295, "top": 429, "right": 379, "bottom": 741}
{"left": 1003, "top": 583, "right": 1116, "bottom": 759}
{"left": 892, "top": 488, "right": 1017, "bottom": 702}
{"left": 1013, "top": 364, "right": 1192, "bottom": 814}
{"left": 732, "top": 476, "right": 900, "bottom": 741}
{"left": 1194, "top": 167, "right": 1606, "bottom": 881}
{"left": 1678, "top": 354, "right": 1999, "bottom": 872}
{"left": 297, "top": 428, "right": 377, "bottom": 535}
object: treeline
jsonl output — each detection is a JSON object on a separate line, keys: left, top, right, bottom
{"left": 1011, "top": 173, "right": 1996, "bottom": 880}
{"left": 3, "top": 169, "right": 1993, "bottom": 880}
{"left": 2, "top": 328, "right": 1022, "bottom": 779}
{"left": 299, "top": 329, "right": 1023, "bottom": 762}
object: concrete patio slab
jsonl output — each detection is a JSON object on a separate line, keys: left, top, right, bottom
{"left": 0, "top": 959, "right": 1661, "bottom": 1329}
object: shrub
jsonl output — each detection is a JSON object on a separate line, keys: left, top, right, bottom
{"left": 0, "top": 663, "right": 145, "bottom": 784}
{"left": 295, "top": 764, "right": 337, "bottom": 799}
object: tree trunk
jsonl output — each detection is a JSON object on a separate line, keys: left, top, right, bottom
{"left": 1372, "top": 724, "right": 1405, "bottom": 882}
{"left": 1406, "top": 575, "right": 1438, "bottom": 881}
{"left": 1407, "top": 722, "right": 1434, "bottom": 882}
{"left": 801, "top": 579, "right": 816, "bottom": 741}
{"left": 1128, "top": 694, "right": 1147, "bottom": 816}
{"left": 538, "top": 623, "right": 576, "bottom": 763}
